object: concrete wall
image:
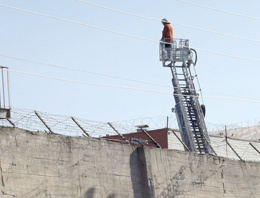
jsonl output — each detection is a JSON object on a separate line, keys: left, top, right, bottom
{"left": 0, "top": 127, "right": 260, "bottom": 198}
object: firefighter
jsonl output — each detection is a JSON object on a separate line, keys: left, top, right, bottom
{"left": 161, "top": 18, "right": 173, "bottom": 59}
{"left": 161, "top": 18, "right": 173, "bottom": 47}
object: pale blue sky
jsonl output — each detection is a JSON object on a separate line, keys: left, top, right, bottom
{"left": 0, "top": 0, "right": 260, "bottom": 126}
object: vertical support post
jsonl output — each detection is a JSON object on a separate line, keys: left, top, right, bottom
{"left": 1, "top": 69, "right": 5, "bottom": 108}
{"left": 225, "top": 126, "right": 228, "bottom": 158}
{"left": 0, "top": 66, "right": 11, "bottom": 119}
{"left": 7, "top": 68, "right": 11, "bottom": 109}
{"left": 71, "top": 117, "right": 90, "bottom": 137}
{"left": 0, "top": 69, "right": 1, "bottom": 108}
{"left": 35, "top": 111, "right": 54, "bottom": 134}
{"left": 166, "top": 116, "right": 169, "bottom": 128}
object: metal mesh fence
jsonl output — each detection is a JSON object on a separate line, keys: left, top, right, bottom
{"left": 1, "top": 108, "right": 260, "bottom": 161}
{"left": 0, "top": 108, "right": 178, "bottom": 138}
{"left": 0, "top": 108, "right": 260, "bottom": 140}
{"left": 1, "top": 107, "right": 259, "bottom": 140}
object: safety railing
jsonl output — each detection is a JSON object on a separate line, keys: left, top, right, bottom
{"left": 159, "top": 38, "right": 191, "bottom": 63}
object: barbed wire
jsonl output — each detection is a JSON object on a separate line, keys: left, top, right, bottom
{"left": 1, "top": 107, "right": 260, "bottom": 161}
{"left": 208, "top": 122, "right": 260, "bottom": 141}
{"left": 1, "top": 108, "right": 260, "bottom": 140}
{"left": 0, "top": 108, "right": 179, "bottom": 137}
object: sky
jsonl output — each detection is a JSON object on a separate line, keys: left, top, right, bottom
{"left": 0, "top": 0, "right": 260, "bottom": 128}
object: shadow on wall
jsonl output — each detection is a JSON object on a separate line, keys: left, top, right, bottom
{"left": 84, "top": 147, "right": 153, "bottom": 198}
{"left": 130, "top": 147, "right": 154, "bottom": 198}
{"left": 85, "top": 188, "right": 95, "bottom": 198}
{"left": 84, "top": 188, "right": 116, "bottom": 198}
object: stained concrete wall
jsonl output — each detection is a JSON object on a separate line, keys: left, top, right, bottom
{"left": 0, "top": 127, "right": 260, "bottom": 198}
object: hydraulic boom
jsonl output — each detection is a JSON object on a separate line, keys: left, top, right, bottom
{"left": 160, "top": 39, "right": 214, "bottom": 155}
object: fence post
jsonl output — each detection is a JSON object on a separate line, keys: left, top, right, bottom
{"left": 7, "top": 118, "right": 15, "bottom": 127}
{"left": 170, "top": 129, "right": 190, "bottom": 151}
{"left": 71, "top": 117, "right": 90, "bottom": 137}
{"left": 35, "top": 111, "right": 54, "bottom": 134}
{"left": 140, "top": 128, "right": 161, "bottom": 148}
{"left": 226, "top": 140, "right": 243, "bottom": 161}
{"left": 107, "top": 122, "right": 130, "bottom": 144}
{"left": 225, "top": 126, "right": 228, "bottom": 158}
{"left": 249, "top": 143, "right": 260, "bottom": 155}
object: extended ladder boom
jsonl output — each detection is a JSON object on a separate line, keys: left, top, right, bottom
{"left": 160, "top": 39, "right": 214, "bottom": 154}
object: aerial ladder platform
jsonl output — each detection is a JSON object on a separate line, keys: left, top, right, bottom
{"left": 160, "top": 39, "right": 214, "bottom": 155}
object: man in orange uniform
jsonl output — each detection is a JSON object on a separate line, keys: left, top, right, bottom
{"left": 161, "top": 18, "right": 173, "bottom": 60}
{"left": 161, "top": 18, "right": 173, "bottom": 47}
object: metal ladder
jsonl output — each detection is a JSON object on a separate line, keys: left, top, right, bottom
{"left": 171, "top": 61, "right": 213, "bottom": 154}
{"left": 160, "top": 39, "right": 214, "bottom": 154}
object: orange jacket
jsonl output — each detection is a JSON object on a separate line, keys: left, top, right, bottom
{"left": 162, "top": 23, "right": 173, "bottom": 43}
